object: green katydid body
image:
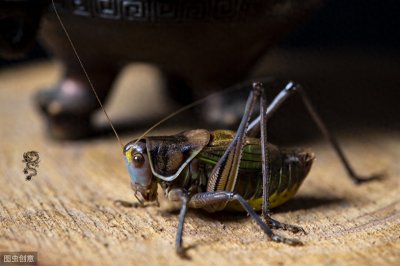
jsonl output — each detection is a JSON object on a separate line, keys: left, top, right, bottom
{"left": 124, "top": 129, "right": 314, "bottom": 212}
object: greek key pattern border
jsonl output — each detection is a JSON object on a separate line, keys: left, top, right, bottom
{"left": 52, "top": 0, "right": 260, "bottom": 22}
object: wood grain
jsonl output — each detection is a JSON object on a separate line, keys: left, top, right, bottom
{"left": 0, "top": 60, "right": 399, "bottom": 266}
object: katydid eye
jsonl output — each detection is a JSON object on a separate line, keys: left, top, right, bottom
{"left": 132, "top": 153, "right": 145, "bottom": 167}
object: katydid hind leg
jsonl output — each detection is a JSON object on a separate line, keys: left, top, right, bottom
{"left": 188, "top": 191, "right": 303, "bottom": 246}
{"left": 258, "top": 83, "right": 306, "bottom": 234}
{"left": 267, "top": 217, "right": 306, "bottom": 234}
{"left": 248, "top": 81, "right": 381, "bottom": 184}
{"left": 259, "top": 83, "right": 269, "bottom": 219}
{"left": 207, "top": 82, "right": 261, "bottom": 195}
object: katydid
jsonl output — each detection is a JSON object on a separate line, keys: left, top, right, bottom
{"left": 51, "top": 0, "right": 380, "bottom": 256}
{"left": 123, "top": 81, "right": 379, "bottom": 254}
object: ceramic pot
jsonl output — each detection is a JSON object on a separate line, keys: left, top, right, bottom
{"left": 35, "top": 0, "right": 320, "bottom": 138}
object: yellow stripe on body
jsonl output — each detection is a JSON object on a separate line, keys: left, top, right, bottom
{"left": 225, "top": 183, "right": 302, "bottom": 212}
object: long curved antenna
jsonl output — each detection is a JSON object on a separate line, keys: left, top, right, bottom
{"left": 131, "top": 78, "right": 273, "bottom": 147}
{"left": 133, "top": 87, "right": 235, "bottom": 144}
{"left": 52, "top": 1, "right": 274, "bottom": 150}
{"left": 51, "top": 0, "right": 124, "bottom": 149}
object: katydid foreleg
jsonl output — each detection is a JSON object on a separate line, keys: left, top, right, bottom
{"left": 176, "top": 192, "right": 189, "bottom": 255}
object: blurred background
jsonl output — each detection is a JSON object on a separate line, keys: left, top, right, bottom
{"left": 3, "top": 1, "right": 400, "bottom": 65}
{"left": 1, "top": 0, "right": 399, "bottom": 143}
{"left": 253, "top": 0, "right": 400, "bottom": 143}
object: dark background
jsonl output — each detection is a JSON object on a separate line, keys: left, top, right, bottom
{"left": 1, "top": 0, "right": 399, "bottom": 66}
{"left": 1, "top": 0, "right": 399, "bottom": 143}
{"left": 282, "top": 0, "right": 400, "bottom": 50}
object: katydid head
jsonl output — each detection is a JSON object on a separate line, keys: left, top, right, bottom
{"left": 124, "top": 140, "right": 158, "bottom": 204}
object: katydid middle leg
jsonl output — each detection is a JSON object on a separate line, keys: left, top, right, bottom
{"left": 188, "top": 191, "right": 303, "bottom": 245}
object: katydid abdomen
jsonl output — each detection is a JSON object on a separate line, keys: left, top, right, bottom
{"left": 196, "top": 130, "right": 315, "bottom": 211}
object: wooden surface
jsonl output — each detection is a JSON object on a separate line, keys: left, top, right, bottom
{"left": 0, "top": 60, "right": 399, "bottom": 266}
